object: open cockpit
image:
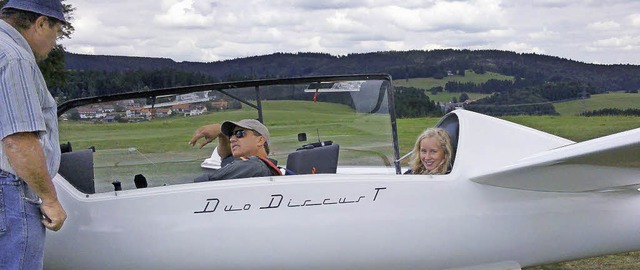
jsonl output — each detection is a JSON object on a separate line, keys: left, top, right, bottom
{"left": 57, "top": 74, "right": 418, "bottom": 194}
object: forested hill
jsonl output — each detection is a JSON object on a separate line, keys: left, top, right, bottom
{"left": 65, "top": 49, "right": 640, "bottom": 91}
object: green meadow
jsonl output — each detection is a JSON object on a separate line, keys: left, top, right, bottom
{"left": 60, "top": 100, "right": 397, "bottom": 190}
{"left": 394, "top": 74, "right": 640, "bottom": 117}
{"left": 394, "top": 70, "right": 514, "bottom": 89}
{"left": 394, "top": 70, "right": 509, "bottom": 102}
{"left": 553, "top": 92, "right": 640, "bottom": 116}
{"left": 60, "top": 100, "right": 393, "bottom": 155}
{"left": 396, "top": 115, "right": 640, "bottom": 144}
{"left": 60, "top": 98, "right": 638, "bottom": 193}
{"left": 60, "top": 100, "right": 639, "bottom": 158}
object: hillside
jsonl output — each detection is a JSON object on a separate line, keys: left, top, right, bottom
{"left": 62, "top": 49, "right": 640, "bottom": 117}
{"left": 395, "top": 70, "right": 514, "bottom": 89}
{"left": 394, "top": 70, "right": 505, "bottom": 103}
{"left": 554, "top": 92, "right": 640, "bottom": 116}
{"left": 65, "top": 49, "right": 640, "bottom": 92}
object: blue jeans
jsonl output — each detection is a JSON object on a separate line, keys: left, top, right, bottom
{"left": 0, "top": 170, "right": 45, "bottom": 270}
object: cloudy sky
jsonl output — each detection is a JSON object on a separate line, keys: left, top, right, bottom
{"left": 60, "top": 0, "right": 640, "bottom": 65}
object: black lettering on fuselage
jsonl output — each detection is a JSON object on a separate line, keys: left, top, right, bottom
{"left": 194, "top": 187, "right": 388, "bottom": 215}
{"left": 373, "top": 187, "right": 386, "bottom": 201}
{"left": 260, "top": 194, "right": 283, "bottom": 209}
{"left": 194, "top": 198, "right": 220, "bottom": 214}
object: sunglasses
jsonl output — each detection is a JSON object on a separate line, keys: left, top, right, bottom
{"left": 231, "top": 129, "right": 247, "bottom": 138}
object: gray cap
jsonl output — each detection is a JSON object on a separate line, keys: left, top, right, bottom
{"left": 2, "top": 0, "right": 67, "bottom": 23}
{"left": 221, "top": 119, "right": 271, "bottom": 146}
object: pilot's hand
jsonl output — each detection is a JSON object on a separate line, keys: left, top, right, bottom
{"left": 41, "top": 198, "right": 66, "bottom": 231}
{"left": 189, "top": 124, "right": 222, "bottom": 149}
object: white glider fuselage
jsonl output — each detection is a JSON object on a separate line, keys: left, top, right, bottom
{"left": 46, "top": 173, "right": 640, "bottom": 270}
{"left": 45, "top": 110, "right": 640, "bottom": 269}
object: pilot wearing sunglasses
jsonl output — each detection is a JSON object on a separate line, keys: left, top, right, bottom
{"left": 190, "top": 119, "right": 281, "bottom": 181}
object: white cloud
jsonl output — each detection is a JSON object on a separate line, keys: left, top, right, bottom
{"left": 71, "top": 46, "right": 96, "bottom": 55}
{"left": 628, "top": 14, "right": 640, "bottom": 27}
{"left": 154, "top": 0, "right": 212, "bottom": 27}
{"left": 287, "top": 0, "right": 369, "bottom": 10}
{"left": 587, "top": 21, "right": 621, "bottom": 31}
{"left": 420, "top": 43, "right": 447, "bottom": 51}
{"left": 58, "top": 0, "right": 640, "bottom": 64}
{"left": 593, "top": 36, "right": 640, "bottom": 49}
{"left": 499, "top": 42, "right": 545, "bottom": 54}
{"left": 326, "top": 11, "right": 365, "bottom": 33}
{"left": 386, "top": 0, "right": 506, "bottom": 33}
{"left": 528, "top": 28, "right": 560, "bottom": 40}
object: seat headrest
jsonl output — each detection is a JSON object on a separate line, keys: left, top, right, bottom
{"left": 286, "top": 144, "right": 340, "bottom": 174}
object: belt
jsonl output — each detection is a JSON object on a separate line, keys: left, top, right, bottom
{"left": 0, "top": 169, "right": 39, "bottom": 202}
{"left": 0, "top": 169, "right": 20, "bottom": 185}
{"left": 0, "top": 168, "right": 14, "bottom": 177}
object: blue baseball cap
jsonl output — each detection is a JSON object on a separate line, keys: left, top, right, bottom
{"left": 2, "top": 0, "right": 67, "bottom": 23}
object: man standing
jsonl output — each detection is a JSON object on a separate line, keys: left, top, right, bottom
{"left": 0, "top": 0, "right": 67, "bottom": 268}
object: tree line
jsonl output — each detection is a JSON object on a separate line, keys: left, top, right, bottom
{"left": 55, "top": 69, "right": 217, "bottom": 102}
{"left": 440, "top": 78, "right": 600, "bottom": 116}
{"left": 65, "top": 49, "right": 640, "bottom": 94}
{"left": 54, "top": 66, "right": 616, "bottom": 117}
{"left": 60, "top": 48, "right": 640, "bottom": 117}
{"left": 580, "top": 108, "right": 640, "bottom": 117}
{"left": 393, "top": 87, "right": 442, "bottom": 118}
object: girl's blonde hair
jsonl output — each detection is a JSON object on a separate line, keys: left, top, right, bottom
{"left": 410, "top": 127, "right": 453, "bottom": 175}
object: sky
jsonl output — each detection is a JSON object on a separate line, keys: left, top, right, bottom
{"left": 60, "top": 0, "right": 640, "bottom": 65}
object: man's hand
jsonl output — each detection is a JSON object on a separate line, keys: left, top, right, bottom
{"left": 3, "top": 132, "right": 67, "bottom": 231}
{"left": 40, "top": 198, "right": 66, "bottom": 231}
{"left": 189, "top": 124, "right": 222, "bottom": 149}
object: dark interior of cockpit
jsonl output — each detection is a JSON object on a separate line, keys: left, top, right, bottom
{"left": 57, "top": 135, "right": 342, "bottom": 194}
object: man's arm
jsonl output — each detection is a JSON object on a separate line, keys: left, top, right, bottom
{"left": 2, "top": 132, "right": 66, "bottom": 231}
{"left": 188, "top": 123, "right": 232, "bottom": 158}
{"left": 195, "top": 156, "right": 273, "bottom": 182}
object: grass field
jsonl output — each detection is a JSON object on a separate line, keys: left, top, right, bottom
{"left": 396, "top": 115, "right": 640, "bottom": 148}
{"left": 61, "top": 104, "right": 639, "bottom": 163}
{"left": 554, "top": 92, "right": 640, "bottom": 116}
{"left": 60, "top": 100, "right": 393, "bottom": 156}
{"left": 60, "top": 99, "right": 639, "bottom": 191}
{"left": 60, "top": 100, "right": 396, "bottom": 191}
{"left": 394, "top": 70, "right": 509, "bottom": 102}
{"left": 421, "top": 91, "right": 490, "bottom": 103}
{"left": 394, "top": 70, "right": 514, "bottom": 89}
{"left": 395, "top": 74, "right": 640, "bottom": 116}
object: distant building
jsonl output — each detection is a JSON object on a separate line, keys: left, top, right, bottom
{"left": 97, "top": 104, "right": 116, "bottom": 113}
{"left": 125, "top": 107, "right": 172, "bottom": 120}
{"left": 77, "top": 107, "right": 107, "bottom": 119}
{"left": 153, "top": 108, "right": 173, "bottom": 118}
{"left": 188, "top": 105, "right": 207, "bottom": 116}
{"left": 115, "top": 99, "right": 137, "bottom": 107}
{"left": 171, "top": 103, "right": 191, "bottom": 114}
{"left": 104, "top": 115, "right": 117, "bottom": 123}
{"left": 211, "top": 101, "right": 228, "bottom": 110}
{"left": 169, "top": 103, "right": 207, "bottom": 116}
{"left": 125, "top": 107, "right": 145, "bottom": 119}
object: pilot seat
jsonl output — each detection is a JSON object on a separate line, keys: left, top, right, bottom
{"left": 285, "top": 143, "right": 339, "bottom": 175}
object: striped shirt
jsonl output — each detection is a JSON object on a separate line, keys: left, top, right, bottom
{"left": 0, "top": 20, "right": 61, "bottom": 178}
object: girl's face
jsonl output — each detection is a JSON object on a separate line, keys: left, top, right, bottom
{"left": 419, "top": 136, "right": 445, "bottom": 172}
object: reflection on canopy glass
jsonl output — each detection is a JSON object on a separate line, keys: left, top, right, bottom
{"left": 58, "top": 76, "right": 397, "bottom": 193}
